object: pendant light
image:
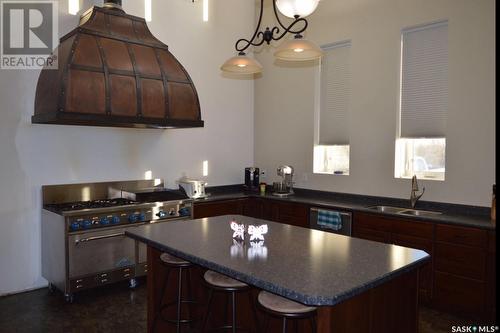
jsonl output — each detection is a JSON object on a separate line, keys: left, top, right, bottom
{"left": 275, "top": 0, "right": 320, "bottom": 18}
{"left": 221, "top": 0, "right": 322, "bottom": 76}
{"left": 274, "top": 34, "right": 323, "bottom": 61}
{"left": 220, "top": 52, "right": 263, "bottom": 74}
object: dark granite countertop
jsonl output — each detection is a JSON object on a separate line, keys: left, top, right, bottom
{"left": 126, "top": 215, "right": 430, "bottom": 306}
{"left": 193, "top": 185, "right": 495, "bottom": 230}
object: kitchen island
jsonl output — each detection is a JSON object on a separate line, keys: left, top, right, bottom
{"left": 126, "top": 215, "right": 430, "bottom": 333}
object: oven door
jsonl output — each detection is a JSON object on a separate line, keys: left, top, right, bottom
{"left": 68, "top": 227, "right": 137, "bottom": 278}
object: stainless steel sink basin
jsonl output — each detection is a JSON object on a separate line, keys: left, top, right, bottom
{"left": 367, "top": 206, "right": 407, "bottom": 214}
{"left": 398, "top": 209, "right": 442, "bottom": 216}
{"left": 367, "top": 206, "right": 442, "bottom": 217}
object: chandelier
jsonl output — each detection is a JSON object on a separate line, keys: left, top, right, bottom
{"left": 221, "top": 0, "right": 323, "bottom": 75}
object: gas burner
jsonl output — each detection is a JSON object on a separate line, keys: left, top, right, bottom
{"left": 46, "top": 198, "right": 138, "bottom": 212}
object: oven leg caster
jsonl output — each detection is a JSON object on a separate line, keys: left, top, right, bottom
{"left": 64, "top": 293, "right": 74, "bottom": 303}
{"left": 129, "top": 278, "right": 138, "bottom": 289}
{"left": 48, "top": 283, "right": 55, "bottom": 294}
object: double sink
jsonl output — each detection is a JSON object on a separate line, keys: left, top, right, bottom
{"left": 367, "top": 205, "right": 442, "bottom": 217}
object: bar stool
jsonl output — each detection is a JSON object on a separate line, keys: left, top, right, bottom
{"left": 202, "top": 270, "right": 259, "bottom": 333}
{"left": 257, "top": 291, "right": 317, "bottom": 333}
{"left": 153, "top": 253, "right": 197, "bottom": 333}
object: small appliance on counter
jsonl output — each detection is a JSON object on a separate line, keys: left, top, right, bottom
{"left": 272, "top": 165, "right": 294, "bottom": 197}
{"left": 244, "top": 167, "right": 260, "bottom": 191}
{"left": 178, "top": 178, "right": 208, "bottom": 199}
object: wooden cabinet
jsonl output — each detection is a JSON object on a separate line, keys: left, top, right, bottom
{"left": 194, "top": 198, "right": 309, "bottom": 228}
{"left": 353, "top": 213, "right": 495, "bottom": 319}
{"left": 352, "top": 212, "right": 434, "bottom": 304}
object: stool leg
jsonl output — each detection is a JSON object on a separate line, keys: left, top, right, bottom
{"left": 282, "top": 317, "right": 287, "bottom": 333}
{"left": 176, "top": 267, "right": 183, "bottom": 333}
{"left": 202, "top": 289, "right": 213, "bottom": 333}
{"left": 231, "top": 291, "right": 236, "bottom": 333}
{"left": 186, "top": 268, "right": 194, "bottom": 330}
{"left": 294, "top": 320, "right": 299, "bottom": 333}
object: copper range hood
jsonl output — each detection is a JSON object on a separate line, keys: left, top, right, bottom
{"left": 33, "top": 0, "right": 203, "bottom": 129}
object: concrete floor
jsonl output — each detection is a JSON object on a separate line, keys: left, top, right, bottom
{"left": 0, "top": 281, "right": 468, "bottom": 333}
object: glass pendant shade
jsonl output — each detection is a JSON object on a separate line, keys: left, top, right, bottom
{"left": 274, "top": 37, "right": 323, "bottom": 61}
{"left": 220, "top": 54, "right": 263, "bottom": 74}
{"left": 275, "top": 0, "right": 320, "bottom": 18}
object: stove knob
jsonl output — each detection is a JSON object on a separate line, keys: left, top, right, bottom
{"left": 82, "top": 220, "right": 92, "bottom": 229}
{"left": 100, "top": 217, "right": 110, "bottom": 226}
{"left": 156, "top": 211, "right": 167, "bottom": 218}
{"left": 128, "top": 214, "right": 138, "bottom": 223}
{"left": 178, "top": 207, "right": 190, "bottom": 216}
{"left": 70, "top": 222, "right": 80, "bottom": 231}
{"left": 169, "top": 209, "right": 176, "bottom": 216}
{"left": 138, "top": 213, "right": 146, "bottom": 222}
{"left": 111, "top": 216, "right": 121, "bottom": 224}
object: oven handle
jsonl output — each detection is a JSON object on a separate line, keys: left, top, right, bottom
{"left": 75, "top": 232, "right": 125, "bottom": 245}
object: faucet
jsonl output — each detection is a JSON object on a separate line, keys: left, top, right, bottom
{"left": 410, "top": 175, "right": 425, "bottom": 209}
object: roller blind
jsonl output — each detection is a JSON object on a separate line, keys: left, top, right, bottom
{"left": 400, "top": 21, "right": 448, "bottom": 138}
{"left": 319, "top": 41, "right": 351, "bottom": 145}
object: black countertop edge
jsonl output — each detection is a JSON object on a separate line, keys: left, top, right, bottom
{"left": 199, "top": 185, "right": 495, "bottom": 230}
{"left": 126, "top": 230, "right": 430, "bottom": 307}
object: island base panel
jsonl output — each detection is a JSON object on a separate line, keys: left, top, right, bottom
{"left": 147, "top": 246, "right": 419, "bottom": 333}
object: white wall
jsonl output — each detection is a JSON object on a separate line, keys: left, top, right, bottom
{"left": 254, "top": 0, "right": 495, "bottom": 207}
{"left": 0, "top": 0, "right": 254, "bottom": 295}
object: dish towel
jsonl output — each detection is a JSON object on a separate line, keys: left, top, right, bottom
{"left": 317, "top": 210, "right": 342, "bottom": 231}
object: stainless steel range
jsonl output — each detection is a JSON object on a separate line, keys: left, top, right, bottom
{"left": 41, "top": 180, "right": 192, "bottom": 302}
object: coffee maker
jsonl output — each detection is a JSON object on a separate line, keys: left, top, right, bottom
{"left": 244, "top": 167, "right": 260, "bottom": 191}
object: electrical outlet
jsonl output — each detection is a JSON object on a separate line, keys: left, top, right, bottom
{"left": 302, "top": 172, "right": 309, "bottom": 182}
{"left": 260, "top": 169, "right": 267, "bottom": 179}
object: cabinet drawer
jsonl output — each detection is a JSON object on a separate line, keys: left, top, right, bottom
{"left": 435, "top": 243, "right": 486, "bottom": 280}
{"left": 435, "top": 224, "right": 487, "bottom": 248}
{"left": 353, "top": 227, "right": 391, "bottom": 244}
{"left": 434, "top": 271, "right": 485, "bottom": 317}
{"left": 391, "top": 219, "right": 433, "bottom": 239}
{"left": 392, "top": 233, "right": 433, "bottom": 253}
{"left": 354, "top": 213, "right": 392, "bottom": 232}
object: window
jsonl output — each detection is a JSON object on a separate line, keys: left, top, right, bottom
{"left": 314, "top": 41, "right": 351, "bottom": 175}
{"left": 395, "top": 21, "right": 448, "bottom": 181}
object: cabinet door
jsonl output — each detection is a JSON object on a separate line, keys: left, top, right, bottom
{"left": 352, "top": 213, "right": 392, "bottom": 243}
{"left": 392, "top": 233, "right": 433, "bottom": 303}
{"left": 434, "top": 271, "right": 485, "bottom": 318}
{"left": 275, "top": 201, "right": 309, "bottom": 228}
{"left": 242, "top": 198, "right": 262, "bottom": 219}
{"left": 193, "top": 200, "right": 243, "bottom": 219}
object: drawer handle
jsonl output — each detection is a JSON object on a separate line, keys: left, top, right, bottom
{"left": 76, "top": 285, "right": 83, "bottom": 289}
{"left": 101, "top": 273, "right": 108, "bottom": 277}
{"left": 124, "top": 274, "right": 130, "bottom": 278}
{"left": 123, "top": 268, "right": 130, "bottom": 272}
{"left": 101, "top": 279, "right": 108, "bottom": 283}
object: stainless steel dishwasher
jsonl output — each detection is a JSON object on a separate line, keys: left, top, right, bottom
{"left": 310, "top": 207, "right": 352, "bottom": 236}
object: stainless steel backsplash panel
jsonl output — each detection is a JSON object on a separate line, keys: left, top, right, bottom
{"left": 42, "top": 180, "right": 164, "bottom": 205}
